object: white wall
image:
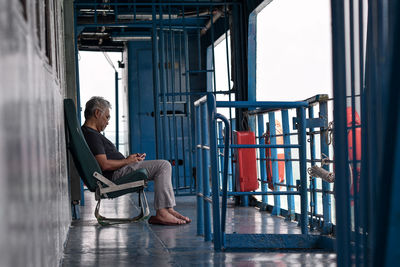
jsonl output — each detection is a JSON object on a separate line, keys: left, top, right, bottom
{"left": 0, "top": 1, "right": 71, "bottom": 266}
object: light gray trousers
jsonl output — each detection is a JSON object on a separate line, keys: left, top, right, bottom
{"left": 112, "top": 160, "right": 176, "bottom": 210}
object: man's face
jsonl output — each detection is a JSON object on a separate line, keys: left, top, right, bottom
{"left": 96, "top": 108, "right": 110, "bottom": 132}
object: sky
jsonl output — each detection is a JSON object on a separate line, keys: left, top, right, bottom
{"left": 256, "top": 0, "right": 333, "bottom": 101}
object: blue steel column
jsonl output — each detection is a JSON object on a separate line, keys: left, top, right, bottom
{"left": 377, "top": 1, "right": 400, "bottom": 266}
{"left": 201, "top": 103, "right": 212, "bottom": 242}
{"left": 208, "top": 94, "right": 222, "bottom": 251}
{"left": 195, "top": 105, "right": 204, "bottom": 236}
{"left": 297, "top": 107, "right": 308, "bottom": 234}
{"left": 257, "top": 114, "right": 268, "bottom": 206}
{"left": 159, "top": 6, "right": 168, "bottom": 160}
{"left": 331, "top": 0, "right": 351, "bottom": 264}
{"left": 282, "top": 109, "right": 295, "bottom": 220}
{"left": 217, "top": 121, "right": 224, "bottom": 186}
{"left": 269, "top": 112, "right": 281, "bottom": 216}
{"left": 168, "top": 13, "right": 180, "bottom": 193}
{"left": 217, "top": 113, "right": 230, "bottom": 247}
{"left": 320, "top": 101, "right": 332, "bottom": 233}
{"left": 308, "top": 106, "right": 317, "bottom": 230}
{"left": 178, "top": 33, "right": 188, "bottom": 191}
{"left": 115, "top": 71, "right": 119, "bottom": 150}
{"left": 183, "top": 28, "right": 194, "bottom": 196}
{"left": 151, "top": 5, "right": 161, "bottom": 159}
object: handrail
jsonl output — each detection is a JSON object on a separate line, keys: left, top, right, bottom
{"left": 215, "top": 113, "right": 230, "bottom": 237}
{"left": 195, "top": 93, "right": 314, "bottom": 251}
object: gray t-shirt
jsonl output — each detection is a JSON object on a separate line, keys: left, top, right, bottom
{"left": 81, "top": 125, "right": 125, "bottom": 179}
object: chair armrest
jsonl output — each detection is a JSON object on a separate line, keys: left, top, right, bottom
{"left": 93, "top": 168, "right": 149, "bottom": 199}
{"left": 113, "top": 168, "right": 149, "bottom": 186}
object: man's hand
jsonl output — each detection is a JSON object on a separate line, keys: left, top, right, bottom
{"left": 126, "top": 153, "right": 146, "bottom": 163}
{"left": 135, "top": 153, "right": 146, "bottom": 161}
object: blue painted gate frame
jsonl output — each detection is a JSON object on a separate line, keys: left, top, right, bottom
{"left": 195, "top": 94, "right": 335, "bottom": 251}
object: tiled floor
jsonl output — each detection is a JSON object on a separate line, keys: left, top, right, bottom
{"left": 61, "top": 191, "right": 336, "bottom": 266}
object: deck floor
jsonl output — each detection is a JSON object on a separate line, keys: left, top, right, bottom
{"left": 62, "top": 191, "right": 336, "bottom": 266}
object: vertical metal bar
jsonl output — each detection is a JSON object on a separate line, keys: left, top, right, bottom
{"left": 195, "top": 105, "right": 204, "bottom": 236}
{"left": 349, "top": 2, "right": 362, "bottom": 265}
{"left": 183, "top": 23, "right": 194, "bottom": 196}
{"left": 297, "top": 107, "right": 308, "bottom": 234}
{"left": 269, "top": 112, "right": 280, "bottom": 215}
{"left": 178, "top": 32, "right": 188, "bottom": 192}
{"left": 224, "top": 3, "right": 234, "bottom": 195}
{"left": 224, "top": 2, "right": 234, "bottom": 161}
{"left": 331, "top": 0, "right": 351, "bottom": 264}
{"left": 170, "top": 30, "right": 181, "bottom": 194}
{"left": 357, "top": 0, "right": 368, "bottom": 262}
{"left": 257, "top": 114, "right": 268, "bottom": 205}
{"left": 217, "top": 121, "right": 224, "bottom": 186}
{"left": 282, "top": 109, "right": 295, "bottom": 219}
{"left": 308, "top": 106, "right": 317, "bottom": 230}
{"left": 247, "top": 11, "right": 256, "bottom": 102}
{"left": 320, "top": 101, "right": 332, "bottom": 233}
{"left": 201, "top": 103, "right": 212, "bottom": 242}
{"left": 210, "top": 5, "right": 217, "bottom": 94}
{"left": 166, "top": 6, "right": 178, "bottom": 193}
{"left": 208, "top": 94, "right": 222, "bottom": 251}
{"left": 159, "top": 5, "right": 168, "bottom": 159}
{"left": 230, "top": 119, "right": 236, "bottom": 192}
{"left": 216, "top": 113, "right": 230, "bottom": 249}
{"left": 114, "top": 71, "right": 119, "bottom": 151}
{"left": 196, "top": 3, "right": 201, "bottom": 72}
{"left": 151, "top": 4, "right": 161, "bottom": 159}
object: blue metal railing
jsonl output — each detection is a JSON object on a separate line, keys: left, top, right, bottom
{"left": 194, "top": 93, "right": 336, "bottom": 251}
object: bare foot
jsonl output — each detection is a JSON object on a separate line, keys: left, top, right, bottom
{"left": 167, "top": 208, "right": 191, "bottom": 223}
{"left": 152, "top": 208, "right": 186, "bottom": 225}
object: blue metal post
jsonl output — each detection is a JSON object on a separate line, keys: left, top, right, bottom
{"left": 308, "top": 106, "right": 317, "bottom": 230}
{"left": 217, "top": 121, "right": 224, "bottom": 186}
{"left": 178, "top": 33, "right": 188, "bottom": 192}
{"left": 208, "top": 94, "right": 222, "bottom": 251}
{"left": 257, "top": 114, "right": 268, "bottom": 205}
{"left": 183, "top": 28, "right": 194, "bottom": 196}
{"left": 151, "top": 5, "right": 161, "bottom": 159}
{"left": 115, "top": 71, "right": 119, "bottom": 150}
{"left": 201, "top": 103, "right": 212, "bottom": 242}
{"left": 331, "top": 0, "right": 351, "bottom": 264}
{"left": 282, "top": 109, "right": 295, "bottom": 220}
{"left": 297, "top": 107, "right": 308, "bottom": 234}
{"left": 319, "top": 101, "right": 332, "bottom": 233}
{"left": 217, "top": 113, "right": 230, "bottom": 246}
{"left": 229, "top": 119, "right": 236, "bottom": 193}
{"left": 167, "top": 13, "right": 180, "bottom": 193}
{"left": 195, "top": 105, "right": 204, "bottom": 236}
{"left": 269, "top": 112, "right": 281, "bottom": 216}
{"left": 159, "top": 7, "right": 168, "bottom": 159}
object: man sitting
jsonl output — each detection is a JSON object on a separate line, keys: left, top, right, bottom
{"left": 81, "top": 96, "right": 191, "bottom": 225}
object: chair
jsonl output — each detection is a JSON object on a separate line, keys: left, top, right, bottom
{"left": 64, "top": 98, "right": 150, "bottom": 225}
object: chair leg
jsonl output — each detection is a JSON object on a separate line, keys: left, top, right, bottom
{"left": 94, "top": 190, "right": 150, "bottom": 226}
{"left": 139, "top": 190, "right": 150, "bottom": 219}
